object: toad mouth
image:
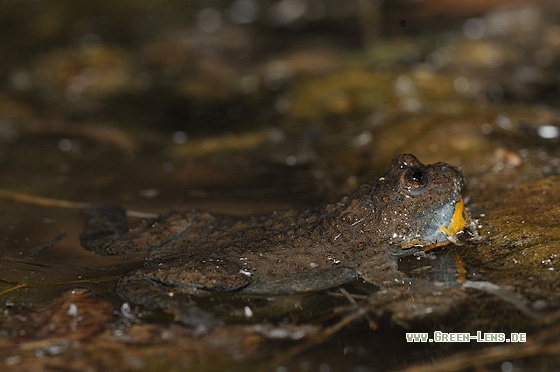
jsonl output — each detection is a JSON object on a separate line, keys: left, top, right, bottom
{"left": 422, "top": 196, "right": 470, "bottom": 251}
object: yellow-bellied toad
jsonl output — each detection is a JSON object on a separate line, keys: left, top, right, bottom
{"left": 80, "top": 154, "right": 470, "bottom": 325}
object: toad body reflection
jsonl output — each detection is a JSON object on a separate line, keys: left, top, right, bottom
{"left": 80, "top": 154, "right": 470, "bottom": 322}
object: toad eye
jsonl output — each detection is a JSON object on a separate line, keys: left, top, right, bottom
{"left": 402, "top": 168, "right": 429, "bottom": 195}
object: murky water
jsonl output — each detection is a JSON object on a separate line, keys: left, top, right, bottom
{"left": 1, "top": 1, "right": 560, "bottom": 371}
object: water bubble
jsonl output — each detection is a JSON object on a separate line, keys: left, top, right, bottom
{"left": 172, "top": 131, "right": 188, "bottom": 144}
{"left": 267, "top": 0, "right": 306, "bottom": 25}
{"left": 500, "top": 361, "right": 513, "bottom": 372}
{"left": 537, "top": 125, "right": 559, "bottom": 139}
{"left": 481, "top": 123, "right": 493, "bottom": 135}
{"left": 394, "top": 75, "right": 413, "bottom": 94}
{"left": 514, "top": 66, "right": 538, "bottom": 84}
{"left": 463, "top": 18, "right": 486, "bottom": 40}
{"left": 230, "top": 0, "right": 258, "bottom": 24}
{"left": 453, "top": 76, "right": 469, "bottom": 93}
{"left": 285, "top": 155, "right": 297, "bottom": 166}
{"left": 5, "top": 355, "right": 21, "bottom": 366}
{"left": 495, "top": 114, "right": 512, "bottom": 130}
{"left": 197, "top": 8, "right": 222, "bottom": 33}
{"left": 351, "top": 131, "right": 372, "bottom": 147}
{"left": 58, "top": 138, "right": 73, "bottom": 152}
